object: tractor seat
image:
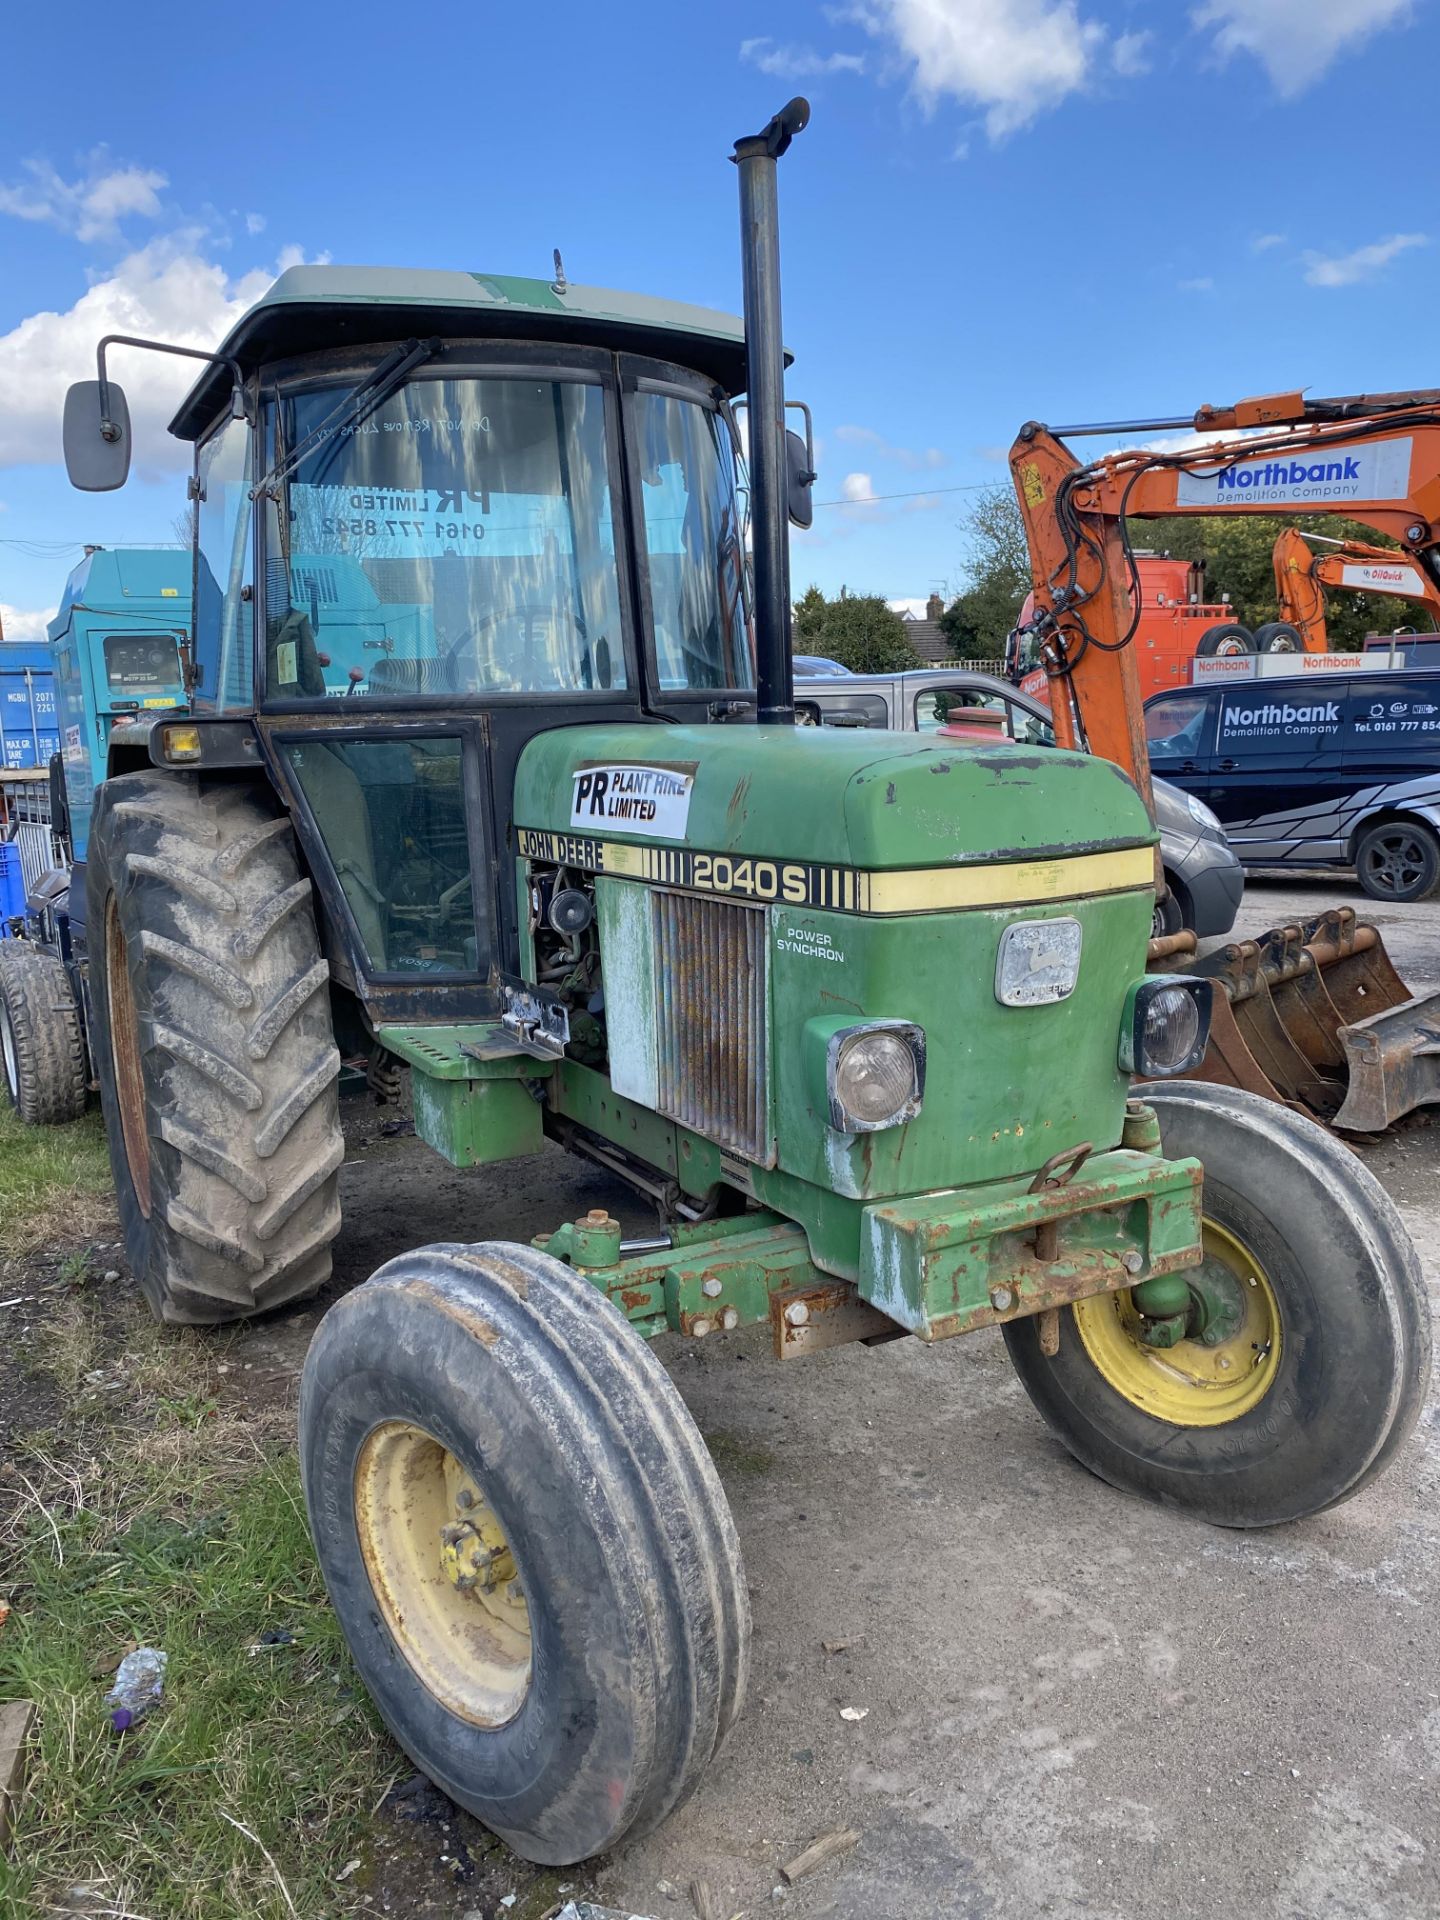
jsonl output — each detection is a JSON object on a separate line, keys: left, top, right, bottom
{"left": 367, "top": 656, "right": 453, "bottom": 696}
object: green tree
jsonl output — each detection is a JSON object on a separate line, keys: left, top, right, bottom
{"left": 938, "top": 486, "right": 1033, "bottom": 661}
{"left": 791, "top": 586, "right": 922, "bottom": 673}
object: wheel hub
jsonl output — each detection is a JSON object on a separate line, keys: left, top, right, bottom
{"left": 355, "top": 1421, "right": 531, "bottom": 1727}
{"left": 1072, "top": 1219, "right": 1281, "bottom": 1426}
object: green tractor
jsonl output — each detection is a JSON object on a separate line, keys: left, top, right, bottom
{"left": 60, "top": 103, "right": 1428, "bottom": 1864}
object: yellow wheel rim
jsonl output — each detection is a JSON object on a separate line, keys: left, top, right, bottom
{"left": 1072, "top": 1220, "right": 1282, "bottom": 1428}
{"left": 355, "top": 1421, "right": 531, "bottom": 1727}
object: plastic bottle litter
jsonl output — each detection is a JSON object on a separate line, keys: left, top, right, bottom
{"left": 104, "top": 1647, "right": 168, "bottom": 1730}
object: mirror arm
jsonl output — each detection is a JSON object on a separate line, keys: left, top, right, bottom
{"left": 95, "top": 335, "right": 251, "bottom": 437}
{"left": 785, "top": 398, "right": 816, "bottom": 483}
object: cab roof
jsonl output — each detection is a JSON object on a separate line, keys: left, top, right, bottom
{"left": 169, "top": 265, "right": 754, "bottom": 439}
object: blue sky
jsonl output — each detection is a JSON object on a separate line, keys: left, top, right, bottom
{"left": 1, "top": 0, "right": 1435, "bottom": 636}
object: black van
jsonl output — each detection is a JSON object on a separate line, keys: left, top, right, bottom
{"left": 1143, "top": 669, "right": 1440, "bottom": 901}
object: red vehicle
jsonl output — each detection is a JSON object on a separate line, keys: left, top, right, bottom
{"left": 1012, "top": 552, "right": 1275, "bottom": 703}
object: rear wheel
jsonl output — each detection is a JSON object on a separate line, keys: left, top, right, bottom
{"left": 87, "top": 772, "right": 344, "bottom": 1324}
{"left": 300, "top": 1241, "right": 749, "bottom": 1865}
{"left": 0, "top": 942, "right": 88, "bottom": 1125}
{"left": 1354, "top": 817, "right": 1440, "bottom": 903}
{"left": 1255, "top": 621, "right": 1304, "bottom": 654}
{"left": 1195, "top": 623, "right": 1255, "bottom": 657}
{"left": 1003, "top": 1083, "right": 1430, "bottom": 1526}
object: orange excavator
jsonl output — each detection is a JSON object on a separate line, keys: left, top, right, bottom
{"left": 1010, "top": 386, "right": 1440, "bottom": 1132}
{"left": 1271, "top": 524, "right": 1440, "bottom": 652}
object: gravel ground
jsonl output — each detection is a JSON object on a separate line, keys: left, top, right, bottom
{"left": 243, "top": 872, "right": 1437, "bottom": 1920}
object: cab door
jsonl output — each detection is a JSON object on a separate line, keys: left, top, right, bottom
{"left": 1143, "top": 689, "right": 1218, "bottom": 798}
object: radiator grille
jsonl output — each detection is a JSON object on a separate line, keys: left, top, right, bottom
{"left": 652, "top": 889, "right": 770, "bottom": 1163}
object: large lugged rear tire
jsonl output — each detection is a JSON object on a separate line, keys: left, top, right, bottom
{"left": 1003, "top": 1083, "right": 1431, "bottom": 1527}
{"left": 300, "top": 1242, "right": 750, "bottom": 1865}
{"left": 0, "top": 942, "right": 88, "bottom": 1125}
{"left": 87, "top": 772, "right": 343, "bottom": 1324}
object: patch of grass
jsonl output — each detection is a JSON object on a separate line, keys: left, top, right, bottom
{"left": 0, "top": 1105, "right": 114, "bottom": 1259}
{"left": 702, "top": 1428, "right": 775, "bottom": 1477}
{"left": 0, "top": 1293, "right": 390, "bottom": 1919}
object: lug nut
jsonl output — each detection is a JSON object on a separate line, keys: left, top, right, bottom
{"left": 721, "top": 1307, "right": 739, "bottom": 1330}
{"left": 990, "top": 1286, "right": 1015, "bottom": 1313}
{"left": 784, "top": 1301, "right": 809, "bottom": 1326}
{"left": 702, "top": 1277, "right": 723, "bottom": 1298}
{"left": 583, "top": 1209, "right": 612, "bottom": 1227}
{"left": 1122, "top": 1251, "right": 1144, "bottom": 1274}
{"left": 692, "top": 1317, "right": 713, "bottom": 1338}
{"left": 456, "top": 1488, "right": 476, "bottom": 1511}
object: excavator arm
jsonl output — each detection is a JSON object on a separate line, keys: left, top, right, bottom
{"left": 1009, "top": 388, "right": 1440, "bottom": 1134}
{"left": 1274, "top": 526, "right": 1440, "bottom": 650}
{"left": 1010, "top": 387, "right": 1440, "bottom": 793}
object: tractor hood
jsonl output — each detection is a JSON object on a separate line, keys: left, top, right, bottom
{"left": 514, "top": 723, "right": 1155, "bottom": 872}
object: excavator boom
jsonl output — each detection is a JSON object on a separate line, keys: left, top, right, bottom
{"left": 1010, "top": 393, "right": 1440, "bottom": 1134}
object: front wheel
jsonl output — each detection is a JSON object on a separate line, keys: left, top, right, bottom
{"left": 1003, "top": 1083, "right": 1431, "bottom": 1526}
{"left": 300, "top": 1242, "right": 750, "bottom": 1864}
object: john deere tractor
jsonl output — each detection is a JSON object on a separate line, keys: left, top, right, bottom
{"left": 56, "top": 103, "right": 1429, "bottom": 1865}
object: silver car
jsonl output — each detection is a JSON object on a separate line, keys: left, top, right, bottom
{"left": 794, "top": 666, "right": 1244, "bottom": 938}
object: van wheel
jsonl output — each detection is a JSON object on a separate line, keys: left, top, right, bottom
{"left": 1151, "top": 888, "right": 1185, "bottom": 938}
{"left": 1195, "top": 623, "right": 1255, "bottom": 657}
{"left": 1354, "top": 818, "right": 1440, "bottom": 903}
{"left": 1255, "top": 622, "right": 1304, "bottom": 654}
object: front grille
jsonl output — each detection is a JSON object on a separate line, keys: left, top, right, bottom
{"left": 652, "top": 889, "right": 770, "bottom": 1164}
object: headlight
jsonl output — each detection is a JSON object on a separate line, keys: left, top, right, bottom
{"left": 827, "top": 1021, "right": 925, "bottom": 1132}
{"left": 1186, "top": 792, "right": 1222, "bottom": 834}
{"left": 995, "top": 916, "right": 1083, "bottom": 1007}
{"left": 1120, "top": 976, "right": 1213, "bottom": 1076}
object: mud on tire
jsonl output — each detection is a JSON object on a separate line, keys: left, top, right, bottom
{"left": 0, "top": 942, "right": 88, "bottom": 1125}
{"left": 87, "top": 772, "right": 343, "bottom": 1324}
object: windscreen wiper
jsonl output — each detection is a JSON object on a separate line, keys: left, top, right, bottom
{"left": 250, "top": 337, "right": 441, "bottom": 501}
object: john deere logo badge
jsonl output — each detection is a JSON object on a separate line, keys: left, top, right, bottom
{"left": 571, "top": 763, "right": 695, "bottom": 838}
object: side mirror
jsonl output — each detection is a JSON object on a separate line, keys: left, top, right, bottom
{"left": 786, "top": 428, "right": 815, "bottom": 530}
{"left": 63, "top": 380, "right": 131, "bottom": 491}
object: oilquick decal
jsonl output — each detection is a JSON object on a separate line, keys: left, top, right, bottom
{"left": 1175, "top": 436, "right": 1412, "bottom": 509}
{"left": 1339, "top": 560, "right": 1426, "bottom": 596}
{"left": 571, "top": 764, "right": 695, "bottom": 839}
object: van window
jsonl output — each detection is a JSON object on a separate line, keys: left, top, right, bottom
{"left": 1341, "top": 677, "right": 1440, "bottom": 754}
{"left": 796, "top": 692, "right": 889, "bottom": 728}
{"left": 1145, "top": 692, "right": 1212, "bottom": 760}
{"left": 1006, "top": 702, "right": 1055, "bottom": 747}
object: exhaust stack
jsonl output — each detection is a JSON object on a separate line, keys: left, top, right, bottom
{"left": 733, "top": 97, "right": 810, "bottom": 726}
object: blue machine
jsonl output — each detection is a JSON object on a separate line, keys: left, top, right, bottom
{"left": 47, "top": 547, "right": 191, "bottom": 860}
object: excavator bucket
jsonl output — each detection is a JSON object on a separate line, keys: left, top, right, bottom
{"left": 1148, "top": 909, "right": 1440, "bottom": 1135}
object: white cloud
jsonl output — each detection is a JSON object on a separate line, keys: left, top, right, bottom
{"left": 1251, "top": 232, "right": 1286, "bottom": 252}
{"left": 0, "top": 152, "right": 167, "bottom": 243}
{"left": 739, "top": 36, "right": 865, "bottom": 76}
{"left": 0, "top": 234, "right": 322, "bottom": 470}
{"left": 1178, "top": 275, "right": 1215, "bottom": 292}
{"left": 0, "top": 603, "right": 54, "bottom": 643}
{"left": 245, "top": 212, "right": 267, "bottom": 235}
{"left": 1303, "top": 232, "right": 1427, "bottom": 287}
{"left": 834, "top": 423, "right": 945, "bottom": 469}
{"left": 1111, "top": 29, "right": 1152, "bottom": 73}
{"left": 889, "top": 596, "right": 929, "bottom": 617}
{"left": 841, "top": 471, "right": 879, "bottom": 502}
{"left": 852, "top": 0, "right": 1107, "bottom": 138}
{"left": 1192, "top": 0, "right": 1413, "bottom": 94}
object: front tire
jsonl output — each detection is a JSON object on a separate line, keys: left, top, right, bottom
{"left": 300, "top": 1242, "right": 750, "bottom": 1865}
{"left": 87, "top": 773, "right": 344, "bottom": 1324}
{"left": 1003, "top": 1083, "right": 1431, "bottom": 1526}
{"left": 0, "top": 942, "right": 88, "bottom": 1125}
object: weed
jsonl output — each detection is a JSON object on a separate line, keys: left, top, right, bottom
{"left": 0, "top": 1106, "right": 113, "bottom": 1259}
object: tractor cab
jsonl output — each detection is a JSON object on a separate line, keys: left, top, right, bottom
{"left": 129, "top": 268, "right": 774, "bottom": 1018}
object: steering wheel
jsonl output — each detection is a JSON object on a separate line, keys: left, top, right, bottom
{"left": 441, "top": 604, "right": 592, "bottom": 693}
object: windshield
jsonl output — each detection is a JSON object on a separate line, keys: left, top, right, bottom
{"left": 264, "top": 375, "right": 624, "bottom": 700}
{"left": 261, "top": 371, "right": 752, "bottom": 702}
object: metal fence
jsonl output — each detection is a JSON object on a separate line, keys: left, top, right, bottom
{"left": 1, "top": 771, "right": 66, "bottom": 896}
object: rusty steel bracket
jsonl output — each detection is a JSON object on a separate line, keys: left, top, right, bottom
{"left": 770, "top": 1281, "right": 901, "bottom": 1360}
